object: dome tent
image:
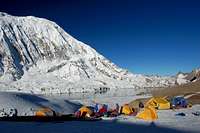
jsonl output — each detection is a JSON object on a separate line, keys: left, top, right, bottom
{"left": 136, "top": 106, "right": 158, "bottom": 121}
{"left": 120, "top": 104, "right": 134, "bottom": 115}
{"left": 79, "top": 106, "right": 93, "bottom": 117}
{"left": 145, "top": 97, "right": 170, "bottom": 110}
{"left": 35, "top": 108, "right": 56, "bottom": 117}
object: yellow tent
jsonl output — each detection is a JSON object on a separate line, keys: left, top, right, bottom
{"left": 145, "top": 97, "right": 170, "bottom": 110}
{"left": 121, "top": 104, "right": 133, "bottom": 115}
{"left": 136, "top": 106, "right": 158, "bottom": 121}
{"left": 79, "top": 106, "right": 93, "bottom": 117}
{"left": 35, "top": 108, "right": 55, "bottom": 117}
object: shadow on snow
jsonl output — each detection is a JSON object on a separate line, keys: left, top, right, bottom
{"left": 0, "top": 120, "right": 196, "bottom": 133}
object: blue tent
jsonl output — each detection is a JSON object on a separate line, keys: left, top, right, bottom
{"left": 171, "top": 96, "right": 188, "bottom": 108}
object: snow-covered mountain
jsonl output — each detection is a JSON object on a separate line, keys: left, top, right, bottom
{"left": 176, "top": 68, "right": 200, "bottom": 85}
{"left": 0, "top": 12, "right": 176, "bottom": 94}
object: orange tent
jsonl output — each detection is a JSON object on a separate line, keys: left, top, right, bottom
{"left": 35, "top": 108, "right": 55, "bottom": 117}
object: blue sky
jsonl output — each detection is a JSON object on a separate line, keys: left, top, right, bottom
{"left": 1, "top": 0, "right": 200, "bottom": 75}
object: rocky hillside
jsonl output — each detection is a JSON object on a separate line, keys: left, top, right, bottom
{"left": 176, "top": 68, "right": 200, "bottom": 85}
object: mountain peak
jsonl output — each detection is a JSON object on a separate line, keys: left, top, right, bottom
{"left": 0, "top": 12, "right": 9, "bottom": 17}
{"left": 0, "top": 12, "right": 176, "bottom": 94}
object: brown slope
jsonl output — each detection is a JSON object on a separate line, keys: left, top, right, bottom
{"left": 152, "top": 80, "right": 200, "bottom": 97}
{"left": 151, "top": 80, "right": 200, "bottom": 104}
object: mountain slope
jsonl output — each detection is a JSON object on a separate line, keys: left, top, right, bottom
{"left": 0, "top": 12, "right": 175, "bottom": 94}
{"left": 175, "top": 68, "right": 200, "bottom": 85}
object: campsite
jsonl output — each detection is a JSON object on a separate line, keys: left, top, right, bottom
{"left": 0, "top": 90, "right": 200, "bottom": 133}
{"left": 1, "top": 0, "right": 200, "bottom": 133}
